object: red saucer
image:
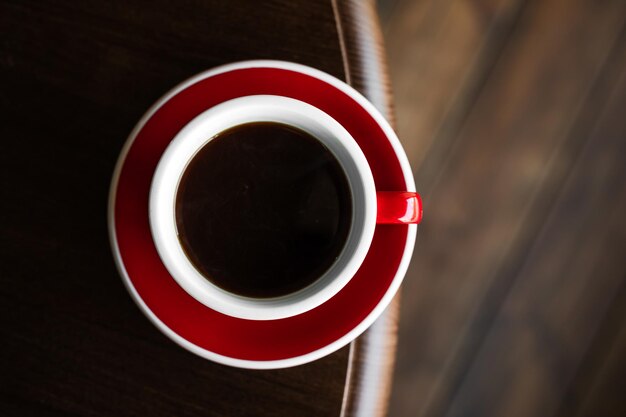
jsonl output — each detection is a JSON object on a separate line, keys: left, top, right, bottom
{"left": 108, "top": 61, "right": 417, "bottom": 368}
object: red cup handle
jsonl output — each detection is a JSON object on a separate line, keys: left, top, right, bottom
{"left": 376, "top": 192, "right": 423, "bottom": 224}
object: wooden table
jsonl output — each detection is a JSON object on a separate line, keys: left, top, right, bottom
{"left": 0, "top": 1, "right": 398, "bottom": 416}
{"left": 379, "top": 1, "right": 626, "bottom": 416}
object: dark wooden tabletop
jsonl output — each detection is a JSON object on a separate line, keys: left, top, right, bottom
{"left": 378, "top": 0, "right": 626, "bottom": 416}
{"left": 0, "top": 1, "right": 398, "bottom": 416}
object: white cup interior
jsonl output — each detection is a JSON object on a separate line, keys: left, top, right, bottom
{"left": 149, "top": 95, "right": 376, "bottom": 320}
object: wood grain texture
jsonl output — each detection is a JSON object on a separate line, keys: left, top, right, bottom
{"left": 557, "top": 281, "right": 626, "bottom": 417}
{"left": 442, "top": 32, "right": 626, "bottom": 416}
{"left": 0, "top": 1, "right": 386, "bottom": 416}
{"left": 383, "top": 0, "right": 525, "bottom": 186}
{"left": 381, "top": 0, "right": 626, "bottom": 416}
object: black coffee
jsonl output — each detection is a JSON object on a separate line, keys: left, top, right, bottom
{"left": 175, "top": 122, "right": 352, "bottom": 298}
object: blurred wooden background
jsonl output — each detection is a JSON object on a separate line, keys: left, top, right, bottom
{"left": 376, "top": 0, "right": 626, "bottom": 416}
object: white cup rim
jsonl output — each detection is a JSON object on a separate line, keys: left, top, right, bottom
{"left": 149, "top": 95, "right": 377, "bottom": 320}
